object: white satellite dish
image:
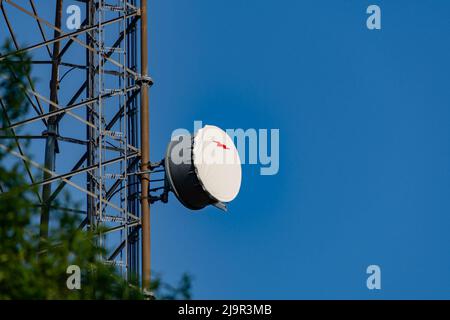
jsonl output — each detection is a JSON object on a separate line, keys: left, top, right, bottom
{"left": 164, "top": 125, "right": 242, "bottom": 211}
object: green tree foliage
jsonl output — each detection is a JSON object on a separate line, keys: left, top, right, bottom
{"left": 0, "top": 41, "right": 191, "bottom": 300}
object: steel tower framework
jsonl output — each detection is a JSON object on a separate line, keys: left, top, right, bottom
{"left": 0, "top": 0, "right": 152, "bottom": 288}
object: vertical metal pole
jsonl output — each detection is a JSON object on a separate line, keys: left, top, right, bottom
{"left": 140, "top": 0, "right": 151, "bottom": 290}
{"left": 121, "top": 0, "right": 129, "bottom": 279}
{"left": 86, "top": 0, "right": 95, "bottom": 227}
{"left": 40, "top": 0, "right": 63, "bottom": 244}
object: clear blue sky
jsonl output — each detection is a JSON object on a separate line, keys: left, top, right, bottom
{"left": 3, "top": 0, "right": 450, "bottom": 299}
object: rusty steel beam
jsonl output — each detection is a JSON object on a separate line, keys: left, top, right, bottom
{"left": 40, "top": 0, "right": 64, "bottom": 244}
{"left": 140, "top": 0, "right": 151, "bottom": 291}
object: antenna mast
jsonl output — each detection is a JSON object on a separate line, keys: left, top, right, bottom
{"left": 0, "top": 0, "right": 152, "bottom": 287}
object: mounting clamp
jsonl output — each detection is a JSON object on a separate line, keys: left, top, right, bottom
{"left": 136, "top": 75, "right": 154, "bottom": 87}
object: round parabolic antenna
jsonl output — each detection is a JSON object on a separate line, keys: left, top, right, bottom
{"left": 192, "top": 125, "right": 242, "bottom": 203}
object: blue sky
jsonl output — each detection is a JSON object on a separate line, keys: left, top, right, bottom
{"left": 150, "top": 0, "right": 450, "bottom": 299}
{"left": 3, "top": 0, "right": 450, "bottom": 299}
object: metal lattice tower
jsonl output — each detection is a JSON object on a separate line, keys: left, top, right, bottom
{"left": 0, "top": 0, "right": 152, "bottom": 287}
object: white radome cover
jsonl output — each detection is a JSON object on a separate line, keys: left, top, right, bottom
{"left": 192, "top": 125, "right": 242, "bottom": 203}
